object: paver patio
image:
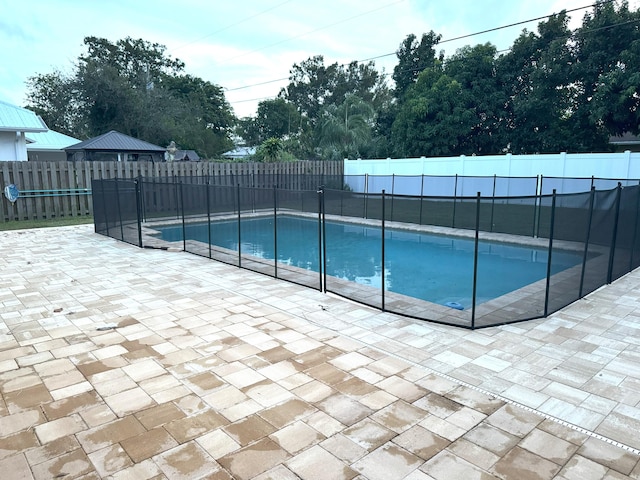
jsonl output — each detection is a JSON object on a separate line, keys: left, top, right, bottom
{"left": 0, "top": 224, "right": 639, "bottom": 479}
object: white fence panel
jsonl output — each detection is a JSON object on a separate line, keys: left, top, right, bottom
{"left": 344, "top": 152, "right": 640, "bottom": 195}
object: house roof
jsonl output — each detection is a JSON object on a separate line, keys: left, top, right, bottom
{"left": 65, "top": 130, "right": 166, "bottom": 152}
{"left": 26, "top": 130, "right": 81, "bottom": 151}
{"left": 0, "top": 100, "right": 48, "bottom": 133}
{"left": 223, "top": 146, "right": 256, "bottom": 158}
{"left": 609, "top": 132, "right": 640, "bottom": 146}
{"left": 174, "top": 150, "right": 200, "bottom": 161}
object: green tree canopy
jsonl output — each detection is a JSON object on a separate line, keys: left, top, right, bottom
{"left": 318, "top": 95, "right": 376, "bottom": 160}
{"left": 393, "top": 31, "right": 443, "bottom": 99}
{"left": 26, "top": 36, "right": 234, "bottom": 158}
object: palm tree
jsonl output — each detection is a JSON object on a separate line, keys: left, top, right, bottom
{"left": 318, "top": 95, "right": 375, "bottom": 160}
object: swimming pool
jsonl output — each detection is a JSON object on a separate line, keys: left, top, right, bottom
{"left": 155, "top": 216, "right": 583, "bottom": 309}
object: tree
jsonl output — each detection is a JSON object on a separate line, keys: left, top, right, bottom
{"left": 445, "top": 43, "right": 508, "bottom": 154}
{"left": 497, "top": 12, "right": 589, "bottom": 153}
{"left": 318, "top": 95, "right": 375, "bottom": 160}
{"left": 280, "top": 55, "right": 387, "bottom": 127}
{"left": 577, "top": 1, "right": 640, "bottom": 136}
{"left": 391, "top": 68, "right": 472, "bottom": 157}
{"left": 26, "top": 36, "right": 234, "bottom": 157}
{"left": 393, "top": 32, "right": 443, "bottom": 99}
{"left": 26, "top": 70, "right": 83, "bottom": 137}
{"left": 254, "top": 98, "right": 301, "bottom": 141}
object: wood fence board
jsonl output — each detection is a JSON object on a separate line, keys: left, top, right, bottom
{"left": 0, "top": 160, "right": 343, "bottom": 223}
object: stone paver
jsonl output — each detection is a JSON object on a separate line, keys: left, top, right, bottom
{"left": 0, "top": 225, "right": 639, "bottom": 479}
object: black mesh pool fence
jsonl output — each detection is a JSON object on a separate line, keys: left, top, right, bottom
{"left": 92, "top": 178, "right": 640, "bottom": 329}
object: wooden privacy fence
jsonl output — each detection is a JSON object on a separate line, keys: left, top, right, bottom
{"left": 0, "top": 160, "right": 343, "bottom": 223}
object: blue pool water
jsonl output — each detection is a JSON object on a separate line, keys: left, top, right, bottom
{"left": 156, "top": 216, "right": 583, "bottom": 309}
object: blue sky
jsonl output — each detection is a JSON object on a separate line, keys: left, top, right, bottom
{"left": 0, "top": 0, "right": 630, "bottom": 118}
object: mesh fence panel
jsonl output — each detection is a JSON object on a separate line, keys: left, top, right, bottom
{"left": 93, "top": 176, "right": 640, "bottom": 329}
{"left": 382, "top": 194, "right": 473, "bottom": 327}
{"left": 324, "top": 190, "right": 368, "bottom": 219}
{"left": 474, "top": 195, "right": 548, "bottom": 326}
{"left": 420, "top": 197, "right": 455, "bottom": 227}
{"left": 489, "top": 196, "right": 538, "bottom": 236}
{"left": 452, "top": 196, "right": 479, "bottom": 230}
{"left": 324, "top": 191, "right": 382, "bottom": 308}
{"left": 140, "top": 180, "right": 181, "bottom": 222}
{"left": 387, "top": 195, "right": 422, "bottom": 224}
{"left": 576, "top": 190, "right": 613, "bottom": 297}
{"left": 495, "top": 177, "right": 538, "bottom": 196}
{"left": 393, "top": 176, "right": 424, "bottom": 195}
{"left": 457, "top": 177, "right": 496, "bottom": 196}
{"left": 275, "top": 189, "right": 322, "bottom": 290}
{"left": 545, "top": 191, "right": 590, "bottom": 314}
{"left": 367, "top": 175, "right": 393, "bottom": 194}
{"left": 610, "top": 186, "right": 637, "bottom": 282}
{"left": 92, "top": 179, "right": 139, "bottom": 245}
{"left": 423, "top": 176, "right": 457, "bottom": 196}
{"left": 92, "top": 179, "right": 109, "bottom": 236}
{"left": 541, "top": 177, "right": 594, "bottom": 194}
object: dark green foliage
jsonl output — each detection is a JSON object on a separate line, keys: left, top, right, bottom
{"left": 26, "top": 36, "right": 233, "bottom": 157}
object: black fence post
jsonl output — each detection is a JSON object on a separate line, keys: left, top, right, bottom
{"left": 364, "top": 174, "right": 369, "bottom": 219}
{"left": 490, "top": 174, "right": 496, "bottom": 233}
{"left": 544, "top": 189, "right": 557, "bottom": 317}
{"left": 419, "top": 174, "right": 425, "bottom": 225}
{"left": 114, "top": 177, "right": 124, "bottom": 241}
{"left": 100, "top": 179, "right": 110, "bottom": 237}
{"left": 381, "top": 190, "right": 386, "bottom": 312}
{"left": 174, "top": 175, "right": 179, "bottom": 220}
{"left": 471, "top": 192, "right": 480, "bottom": 329}
{"left": 273, "top": 185, "right": 278, "bottom": 278}
{"left": 180, "top": 180, "right": 186, "bottom": 252}
{"left": 135, "top": 179, "right": 143, "bottom": 248}
{"left": 206, "top": 180, "right": 212, "bottom": 259}
{"left": 390, "top": 175, "right": 395, "bottom": 221}
{"left": 318, "top": 187, "right": 325, "bottom": 292}
{"left": 536, "top": 175, "right": 544, "bottom": 237}
{"left": 532, "top": 176, "right": 540, "bottom": 237}
{"left": 579, "top": 186, "right": 596, "bottom": 298}
{"left": 607, "top": 183, "right": 623, "bottom": 284}
{"left": 630, "top": 185, "right": 640, "bottom": 271}
{"left": 452, "top": 174, "right": 458, "bottom": 228}
{"left": 138, "top": 174, "right": 146, "bottom": 223}
{"left": 237, "top": 184, "right": 242, "bottom": 268}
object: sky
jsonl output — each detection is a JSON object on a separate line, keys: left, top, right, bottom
{"left": 1, "top": 0, "right": 635, "bottom": 119}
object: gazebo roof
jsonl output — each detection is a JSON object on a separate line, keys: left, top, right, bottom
{"left": 65, "top": 130, "right": 165, "bottom": 152}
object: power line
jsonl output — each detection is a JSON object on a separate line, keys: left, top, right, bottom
{"left": 218, "top": 0, "right": 405, "bottom": 65}
{"left": 224, "top": 0, "right": 611, "bottom": 98}
{"left": 170, "top": 0, "right": 295, "bottom": 52}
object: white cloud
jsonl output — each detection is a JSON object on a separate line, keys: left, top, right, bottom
{"left": 0, "top": 0, "right": 614, "bottom": 118}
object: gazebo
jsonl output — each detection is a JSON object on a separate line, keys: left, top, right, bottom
{"left": 65, "top": 130, "right": 166, "bottom": 162}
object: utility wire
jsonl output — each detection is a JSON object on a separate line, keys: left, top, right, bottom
{"left": 170, "top": 0, "right": 294, "bottom": 52}
{"left": 219, "top": 0, "right": 405, "bottom": 64}
{"left": 224, "top": 0, "right": 613, "bottom": 95}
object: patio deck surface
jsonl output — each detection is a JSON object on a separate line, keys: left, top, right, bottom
{"left": 1, "top": 224, "right": 639, "bottom": 479}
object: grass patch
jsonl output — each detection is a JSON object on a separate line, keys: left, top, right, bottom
{"left": 0, "top": 216, "right": 94, "bottom": 231}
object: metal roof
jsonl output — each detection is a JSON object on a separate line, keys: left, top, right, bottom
{"left": 223, "top": 146, "right": 257, "bottom": 158}
{"left": 0, "top": 100, "right": 49, "bottom": 133}
{"left": 65, "top": 130, "right": 166, "bottom": 152}
{"left": 175, "top": 149, "right": 200, "bottom": 161}
{"left": 26, "top": 130, "right": 81, "bottom": 151}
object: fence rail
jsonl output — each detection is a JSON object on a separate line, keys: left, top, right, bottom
{"left": 0, "top": 160, "right": 343, "bottom": 223}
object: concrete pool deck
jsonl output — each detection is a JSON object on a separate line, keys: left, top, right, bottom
{"left": 0, "top": 224, "right": 639, "bottom": 479}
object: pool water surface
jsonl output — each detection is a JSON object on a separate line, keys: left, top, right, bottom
{"left": 156, "top": 216, "right": 584, "bottom": 309}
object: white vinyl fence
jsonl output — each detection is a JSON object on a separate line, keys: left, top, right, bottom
{"left": 344, "top": 152, "right": 640, "bottom": 196}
